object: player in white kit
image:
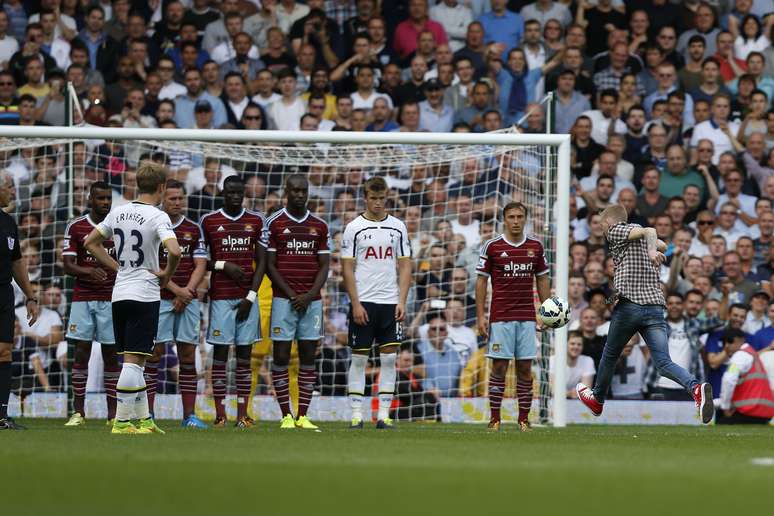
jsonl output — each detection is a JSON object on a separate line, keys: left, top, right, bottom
{"left": 85, "top": 161, "right": 181, "bottom": 435}
{"left": 342, "top": 177, "right": 412, "bottom": 429}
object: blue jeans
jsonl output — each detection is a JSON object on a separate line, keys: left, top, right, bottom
{"left": 593, "top": 299, "right": 699, "bottom": 402}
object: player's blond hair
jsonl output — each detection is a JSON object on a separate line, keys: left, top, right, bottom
{"left": 136, "top": 161, "right": 169, "bottom": 194}
{"left": 600, "top": 204, "right": 628, "bottom": 225}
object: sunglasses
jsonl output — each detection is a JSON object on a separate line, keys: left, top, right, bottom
{"left": 243, "top": 115, "right": 261, "bottom": 120}
{"left": 720, "top": 211, "right": 737, "bottom": 215}
{"left": 698, "top": 220, "right": 714, "bottom": 225}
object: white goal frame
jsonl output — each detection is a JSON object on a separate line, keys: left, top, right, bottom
{"left": 0, "top": 126, "right": 571, "bottom": 427}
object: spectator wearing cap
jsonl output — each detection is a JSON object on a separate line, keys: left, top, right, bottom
{"left": 743, "top": 289, "right": 771, "bottom": 335}
{"left": 716, "top": 327, "right": 774, "bottom": 424}
{"left": 76, "top": 4, "right": 120, "bottom": 84}
{"left": 418, "top": 79, "right": 453, "bottom": 132}
{"left": 267, "top": 68, "right": 306, "bottom": 131}
{"left": 553, "top": 70, "right": 589, "bottom": 135}
{"left": 174, "top": 68, "right": 227, "bottom": 129}
{"left": 394, "top": 0, "right": 448, "bottom": 60}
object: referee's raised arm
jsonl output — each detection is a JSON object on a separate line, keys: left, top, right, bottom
{"left": 0, "top": 171, "right": 37, "bottom": 430}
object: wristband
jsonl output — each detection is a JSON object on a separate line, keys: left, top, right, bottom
{"left": 214, "top": 260, "right": 225, "bottom": 271}
{"left": 245, "top": 290, "right": 257, "bottom": 303}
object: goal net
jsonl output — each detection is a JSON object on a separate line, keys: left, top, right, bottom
{"left": 0, "top": 127, "right": 570, "bottom": 426}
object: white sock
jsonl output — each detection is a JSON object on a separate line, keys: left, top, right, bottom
{"left": 348, "top": 354, "right": 368, "bottom": 420}
{"left": 134, "top": 373, "right": 150, "bottom": 420}
{"left": 116, "top": 363, "right": 144, "bottom": 422}
{"left": 378, "top": 353, "right": 397, "bottom": 421}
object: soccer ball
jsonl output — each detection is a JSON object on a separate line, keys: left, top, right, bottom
{"left": 538, "top": 296, "right": 571, "bottom": 329}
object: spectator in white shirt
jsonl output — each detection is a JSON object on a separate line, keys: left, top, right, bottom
{"left": 582, "top": 89, "right": 626, "bottom": 146}
{"left": 715, "top": 202, "right": 752, "bottom": 249}
{"left": 252, "top": 68, "right": 281, "bottom": 108}
{"left": 267, "top": 68, "right": 306, "bottom": 130}
{"left": 520, "top": 0, "right": 572, "bottom": 29}
{"left": 429, "top": 0, "right": 472, "bottom": 53}
{"left": 714, "top": 168, "right": 757, "bottom": 220}
{"left": 743, "top": 290, "right": 771, "bottom": 335}
{"left": 550, "top": 331, "right": 595, "bottom": 399}
{"left": 690, "top": 93, "right": 741, "bottom": 165}
{"left": 350, "top": 64, "right": 392, "bottom": 111}
{"left": 156, "top": 56, "right": 186, "bottom": 100}
{"left": 0, "top": 11, "right": 18, "bottom": 70}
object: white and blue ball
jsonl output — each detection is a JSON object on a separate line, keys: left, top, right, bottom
{"left": 538, "top": 296, "right": 571, "bottom": 329}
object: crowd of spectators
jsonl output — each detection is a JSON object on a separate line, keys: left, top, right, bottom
{"left": 2, "top": 0, "right": 774, "bottom": 418}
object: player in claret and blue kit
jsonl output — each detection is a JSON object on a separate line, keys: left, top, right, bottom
{"left": 148, "top": 180, "right": 208, "bottom": 428}
{"left": 200, "top": 176, "right": 265, "bottom": 428}
{"left": 265, "top": 175, "right": 330, "bottom": 430}
{"left": 476, "top": 202, "right": 551, "bottom": 432}
{"left": 62, "top": 181, "right": 121, "bottom": 427}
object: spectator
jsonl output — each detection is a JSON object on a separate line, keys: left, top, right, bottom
{"left": 713, "top": 30, "right": 747, "bottom": 83}
{"left": 221, "top": 72, "right": 250, "bottom": 126}
{"left": 157, "top": 56, "right": 186, "bottom": 100}
{"left": 550, "top": 330, "right": 595, "bottom": 399}
{"left": 76, "top": 5, "right": 119, "bottom": 84}
{"left": 418, "top": 79, "right": 453, "bottom": 132}
{"left": 9, "top": 23, "right": 57, "bottom": 86}
{"left": 17, "top": 55, "right": 49, "bottom": 101}
{"left": 174, "top": 67, "right": 228, "bottom": 129}
{"left": 676, "top": 2, "right": 721, "bottom": 60}
{"left": 392, "top": 348, "right": 440, "bottom": 420}
{"left": 350, "top": 64, "right": 392, "bottom": 112}
{"left": 716, "top": 327, "right": 774, "bottom": 424}
{"left": 416, "top": 312, "right": 463, "bottom": 397}
{"left": 429, "top": 0, "right": 473, "bottom": 53}
{"left": 730, "top": 52, "right": 774, "bottom": 101}
{"left": 453, "top": 21, "right": 487, "bottom": 78}
{"left": 394, "top": 0, "right": 448, "bottom": 60}
{"left": 495, "top": 46, "right": 561, "bottom": 125}
{"left": 570, "top": 115, "right": 604, "bottom": 179}
{"left": 578, "top": 307, "right": 606, "bottom": 369}
{"left": 0, "top": 12, "right": 19, "bottom": 70}
{"left": 521, "top": 1, "right": 571, "bottom": 29}
{"left": 188, "top": 158, "right": 224, "bottom": 221}
{"left": 38, "top": 8, "right": 71, "bottom": 71}
{"left": 678, "top": 35, "right": 707, "bottom": 92}
{"left": 688, "top": 57, "right": 730, "bottom": 105}
{"left": 592, "top": 42, "right": 644, "bottom": 96}
{"left": 743, "top": 289, "right": 771, "bottom": 335}
{"left": 581, "top": 89, "right": 626, "bottom": 146}
{"left": 553, "top": 71, "right": 589, "bottom": 135}
{"left": 477, "top": 0, "right": 523, "bottom": 59}
{"left": 715, "top": 169, "right": 757, "bottom": 220}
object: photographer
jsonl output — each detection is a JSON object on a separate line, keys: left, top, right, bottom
{"left": 288, "top": 2, "right": 340, "bottom": 69}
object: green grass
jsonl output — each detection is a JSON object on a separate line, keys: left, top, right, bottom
{"left": 1, "top": 420, "right": 772, "bottom": 515}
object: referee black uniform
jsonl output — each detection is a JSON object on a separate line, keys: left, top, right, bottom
{"left": 0, "top": 209, "right": 22, "bottom": 426}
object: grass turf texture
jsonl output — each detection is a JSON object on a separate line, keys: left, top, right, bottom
{"left": 1, "top": 420, "right": 771, "bottom": 515}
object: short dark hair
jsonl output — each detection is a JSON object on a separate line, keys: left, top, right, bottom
{"left": 165, "top": 179, "right": 186, "bottom": 192}
{"left": 89, "top": 181, "right": 111, "bottom": 194}
{"left": 502, "top": 201, "right": 527, "bottom": 218}
{"left": 723, "top": 327, "right": 746, "bottom": 343}
{"left": 363, "top": 176, "right": 387, "bottom": 195}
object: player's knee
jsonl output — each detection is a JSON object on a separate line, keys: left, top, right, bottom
{"left": 516, "top": 361, "right": 532, "bottom": 379}
{"left": 177, "top": 343, "right": 196, "bottom": 364}
{"left": 491, "top": 359, "right": 508, "bottom": 377}
{"left": 212, "top": 345, "right": 229, "bottom": 361}
{"left": 74, "top": 345, "right": 91, "bottom": 365}
{"left": 149, "top": 344, "right": 164, "bottom": 363}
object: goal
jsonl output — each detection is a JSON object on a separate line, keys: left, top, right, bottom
{"left": 0, "top": 126, "right": 570, "bottom": 427}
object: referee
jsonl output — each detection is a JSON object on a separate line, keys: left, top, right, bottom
{"left": 575, "top": 204, "right": 715, "bottom": 424}
{"left": 0, "top": 172, "right": 39, "bottom": 430}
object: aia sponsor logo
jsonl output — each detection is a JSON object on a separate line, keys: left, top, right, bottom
{"left": 364, "top": 246, "right": 394, "bottom": 259}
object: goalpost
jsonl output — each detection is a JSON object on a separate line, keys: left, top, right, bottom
{"left": 0, "top": 126, "right": 570, "bottom": 427}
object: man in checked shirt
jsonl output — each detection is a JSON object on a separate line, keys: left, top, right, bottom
{"left": 576, "top": 204, "right": 716, "bottom": 424}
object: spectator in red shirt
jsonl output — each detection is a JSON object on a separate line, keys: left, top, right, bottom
{"left": 393, "top": 0, "right": 448, "bottom": 60}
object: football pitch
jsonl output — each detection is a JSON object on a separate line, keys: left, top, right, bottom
{"left": 1, "top": 420, "right": 771, "bottom": 515}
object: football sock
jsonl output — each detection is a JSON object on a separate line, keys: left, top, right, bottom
{"left": 348, "top": 354, "right": 368, "bottom": 421}
{"left": 115, "top": 362, "right": 144, "bottom": 422}
{"left": 103, "top": 365, "right": 120, "bottom": 421}
{"left": 179, "top": 362, "right": 197, "bottom": 418}
{"left": 488, "top": 373, "right": 505, "bottom": 422}
{"left": 236, "top": 358, "right": 252, "bottom": 419}
{"left": 71, "top": 361, "right": 88, "bottom": 415}
{"left": 272, "top": 365, "right": 291, "bottom": 417}
{"left": 0, "top": 361, "right": 10, "bottom": 419}
{"left": 377, "top": 353, "right": 397, "bottom": 421}
{"left": 135, "top": 380, "right": 151, "bottom": 421}
{"left": 211, "top": 359, "right": 227, "bottom": 419}
{"left": 517, "top": 378, "right": 533, "bottom": 423}
{"left": 143, "top": 361, "right": 158, "bottom": 415}
{"left": 297, "top": 366, "right": 316, "bottom": 418}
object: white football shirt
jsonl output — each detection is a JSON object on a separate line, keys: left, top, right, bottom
{"left": 341, "top": 214, "right": 411, "bottom": 304}
{"left": 96, "top": 201, "right": 176, "bottom": 303}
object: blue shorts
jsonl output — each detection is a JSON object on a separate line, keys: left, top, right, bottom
{"left": 487, "top": 321, "right": 537, "bottom": 360}
{"left": 270, "top": 297, "right": 323, "bottom": 341}
{"left": 155, "top": 299, "right": 201, "bottom": 345}
{"left": 66, "top": 300, "right": 115, "bottom": 344}
{"left": 207, "top": 299, "right": 260, "bottom": 346}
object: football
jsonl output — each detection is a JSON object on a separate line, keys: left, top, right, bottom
{"left": 538, "top": 296, "right": 571, "bottom": 329}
